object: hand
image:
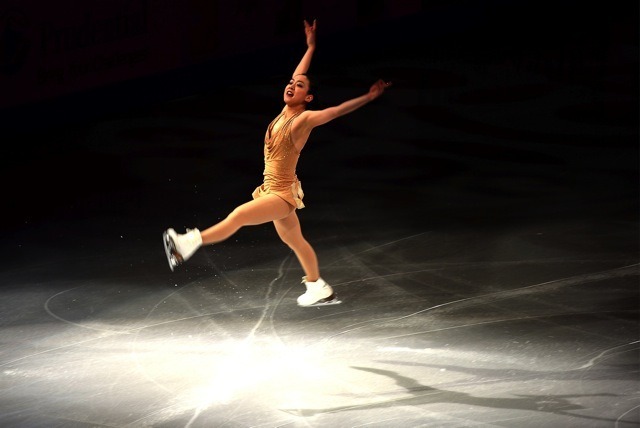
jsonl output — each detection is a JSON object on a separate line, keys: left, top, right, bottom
{"left": 368, "top": 79, "right": 392, "bottom": 100}
{"left": 304, "top": 19, "right": 316, "bottom": 48}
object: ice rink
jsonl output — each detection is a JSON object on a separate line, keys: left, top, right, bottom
{"left": 1, "top": 3, "right": 637, "bottom": 427}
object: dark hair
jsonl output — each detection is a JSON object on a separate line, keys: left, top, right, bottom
{"left": 299, "top": 73, "right": 319, "bottom": 107}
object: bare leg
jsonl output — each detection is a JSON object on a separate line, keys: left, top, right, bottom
{"left": 274, "top": 210, "right": 319, "bottom": 281}
{"left": 201, "top": 194, "right": 293, "bottom": 245}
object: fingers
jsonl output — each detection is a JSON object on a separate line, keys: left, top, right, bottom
{"left": 370, "top": 79, "right": 392, "bottom": 98}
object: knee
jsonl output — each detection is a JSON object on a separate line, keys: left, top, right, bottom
{"left": 227, "top": 207, "right": 248, "bottom": 226}
{"left": 277, "top": 231, "right": 294, "bottom": 249}
{"left": 280, "top": 233, "right": 308, "bottom": 252}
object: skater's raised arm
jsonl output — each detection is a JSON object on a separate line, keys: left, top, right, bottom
{"left": 299, "top": 79, "right": 391, "bottom": 130}
{"left": 292, "top": 19, "right": 316, "bottom": 78}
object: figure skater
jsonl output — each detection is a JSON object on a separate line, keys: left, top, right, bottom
{"left": 163, "top": 19, "right": 391, "bottom": 306}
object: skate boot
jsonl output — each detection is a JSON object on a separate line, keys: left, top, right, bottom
{"left": 297, "top": 277, "right": 340, "bottom": 306}
{"left": 163, "top": 228, "right": 202, "bottom": 271}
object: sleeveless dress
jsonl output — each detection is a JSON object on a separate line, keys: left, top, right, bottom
{"left": 251, "top": 111, "right": 305, "bottom": 209}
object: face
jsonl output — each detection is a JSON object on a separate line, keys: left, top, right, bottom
{"left": 284, "top": 74, "right": 313, "bottom": 106}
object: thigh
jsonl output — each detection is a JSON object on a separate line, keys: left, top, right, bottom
{"left": 273, "top": 210, "right": 303, "bottom": 243}
{"left": 233, "top": 194, "right": 293, "bottom": 225}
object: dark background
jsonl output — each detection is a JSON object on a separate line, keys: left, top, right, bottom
{"left": 1, "top": 0, "right": 637, "bottom": 265}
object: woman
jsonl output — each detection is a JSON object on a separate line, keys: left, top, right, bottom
{"left": 163, "top": 19, "right": 391, "bottom": 306}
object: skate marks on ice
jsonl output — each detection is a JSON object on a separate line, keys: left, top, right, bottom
{"left": 126, "top": 256, "right": 305, "bottom": 427}
{"left": 277, "top": 231, "right": 639, "bottom": 425}
{"left": 0, "top": 254, "right": 302, "bottom": 427}
{"left": 124, "top": 255, "right": 342, "bottom": 427}
{"left": 293, "top": 227, "right": 637, "bottom": 346}
{"left": 1, "top": 228, "right": 637, "bottom": 427}
{"left": 112, "top": 234, "right": 437, "bottom": 426}
{"left": 318, "top": 263, "right": 639, "bottom": 342}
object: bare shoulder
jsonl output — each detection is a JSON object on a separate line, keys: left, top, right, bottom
{"left": 294, "top": 108, "right": 335, "bottom": 131}
{"left": 291, "top": 110, "right": 314, "bottom": 131}
{"left": 296, "top": 109, "right": 314, "bottom": 121}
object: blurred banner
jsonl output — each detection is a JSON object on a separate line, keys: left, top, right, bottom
{"left": 0, "top": 0, "right": 420, "bottom": 109}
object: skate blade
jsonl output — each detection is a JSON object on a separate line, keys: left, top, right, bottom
{"left": 300, "top": 294, "right": 342, "bottom": 307}
{"left": 162, "top": 231, "right": 180, "bottom": 272}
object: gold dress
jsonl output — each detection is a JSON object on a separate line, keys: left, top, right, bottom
{"left": 252, "top": 111, "right": 305, "bottom": 209}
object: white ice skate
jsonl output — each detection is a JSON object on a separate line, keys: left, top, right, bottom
{"left": 297, "top": 277, "right": 341, "bottom": 306}
{"left": 163, "top": 228, "right": 202, "bottom": 271}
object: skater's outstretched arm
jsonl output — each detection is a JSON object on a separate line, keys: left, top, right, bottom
{"left": 293, "top": 19, "right": 316, "bottom": 77}
{"left": 298, "top": 79, "right": 392, "bottom": 130}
